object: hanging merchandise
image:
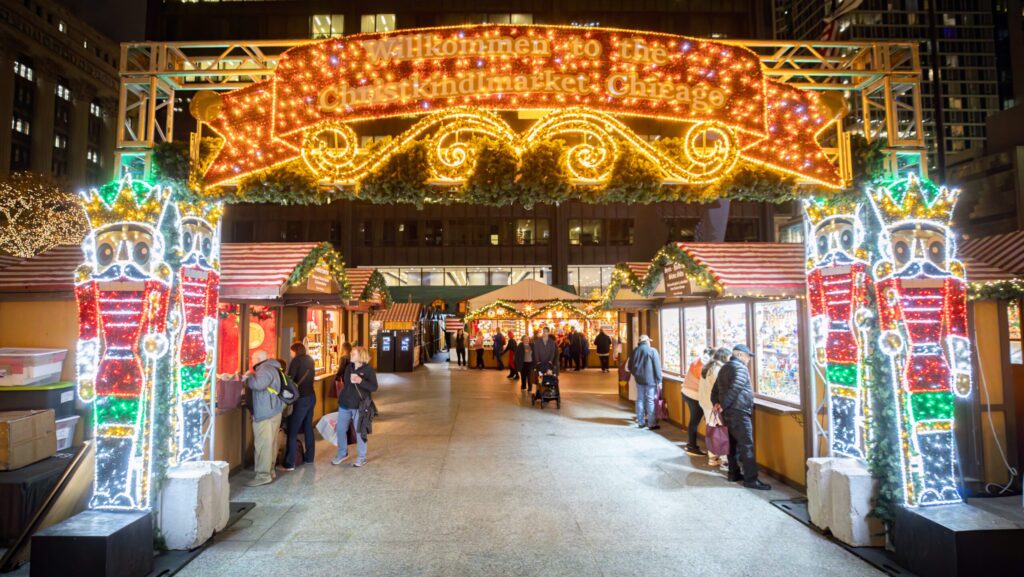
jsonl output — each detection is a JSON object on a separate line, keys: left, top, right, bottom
{"left": 171, "top": 200, "right": 223, "bottom": 463}
{"left": 75, "top": 175, "right": 174, "bottom": 510}
{"left": 866, "top": 173, "right": 971, "bottom": 507}
{"left": 804, "top": 196, "right": 874, "bottom": 459}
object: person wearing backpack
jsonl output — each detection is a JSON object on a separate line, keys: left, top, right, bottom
{"left": 282, "top": 342, "right": 316, "bottom": 471}
{"left": 332, "top": 346, "right": 378, "bottom": 467}
{"left": 244, "top": 349, "right": 285, "bottom": 486}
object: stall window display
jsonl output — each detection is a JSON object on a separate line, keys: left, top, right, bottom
{"left": 218, "top": 304, "right": 242, "bottom": 376}
{"left": 714, "top": 302, "right": 748, "bottom": 350}
{"left": 683, "top": 306, "right": 708, "bottom": 369}
{"left": 1008, "top": 300, "right": 1022, "bottom": 365}
{"left": 753, "top": 300, "right": 801, "bottom": 405}
{"left": 248, "top": 306, "right": 279, "bottom": 364}
{"left": 660, "top": 308, "right": 682, "bottom": 375}
{"left": 370, "top": 319, "right": 382, "bottom": 349}
{"left": 305, "top": 309, "right": 325, "bottom": 373}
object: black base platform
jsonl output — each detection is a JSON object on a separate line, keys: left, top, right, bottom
{"left": 894, "top": 498, "right": 1024, "bottom": 577}
{"left": 30, "top": 510, "right": 153, "bottom": 577}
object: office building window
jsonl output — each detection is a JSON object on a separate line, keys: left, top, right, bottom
{"left": 381, "top": 221, "right": 397, "bottom": 246}
{"left": 442, "top": 13, "right": 533, "bottom": 25}
{"left": 361, "top": 14, "right": 395, "bottom": 33}
{"left": 11, "top": 117, "right": 30, "bottom": 135}
{"left": 55, "top": 83, "right": 71, "bottom": 101}
{"left": 568, "top": 219, "right": 601, "bottom": 245}
{"left": 86, "top": 148, "right": 100, "bottom": 164}
{"left": 725, "top": 218, "right": 759, "bottom": 242}
{"left": 14, "top": 59, "right": 33, "bottom": 81}
{"left": 424, "top": 220, "right": 443, "bottom": 246}
{"left": 665, "top": 217, "right": 700, "bottom": 242}
{"left": 54, "top": 134, "right": 67, "bottom": 149}
{"left": 90, "top": 101, "right": 102, "bottom": 118}
{"left": 360, "top": 221, "right": 373, "bottom": 246}
{"left": 311, "top": 14, "right": 344, "bottom": 39}
{"left": 608, "top": 219, "right": 634, "bottom": 246}
{"left": 285, "top": 221, "right": 303, "bottom": 241}
{"left": 400, "top": 220, "right": 418, "bottom": 246}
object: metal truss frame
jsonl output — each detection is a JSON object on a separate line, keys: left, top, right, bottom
{"left": 117, "top": 38, "right": 926, "bottom": 188}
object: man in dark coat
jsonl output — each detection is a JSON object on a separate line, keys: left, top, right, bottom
{"left": 594, "top": 329, "right": 612, "bottom": 372}
{"left": 492, "top": 330, "right": 505, "bottom": 371}
{"left": 712, "top": 344, "right": 771, "bottom": 491}
{"left": 568, "top": 327, "right": 582, "bottom": 371}
{"left": 532, "top": 327, "right": 559, "bottom": 375}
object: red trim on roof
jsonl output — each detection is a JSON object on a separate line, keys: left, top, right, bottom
{"left": 960, "top": 231, "right": 1024, "bottom": 276}
{"left": 372, "top": 302, "right": 422, "bottom": 324}
{"left": 676, "top": 242, "right": 806, "bottom": 297}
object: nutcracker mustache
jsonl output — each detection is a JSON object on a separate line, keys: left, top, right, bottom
{"left": 181, "top": 252, "right": 212, "bottom": 270}
{"left": 893, "top": 260, "right": 946, "bottom": 279}
{"left": 822, "top": 250, "right": 855, "bottom": 266}
{"left": 95, "top": 263, "right": 150, "bottom": 281}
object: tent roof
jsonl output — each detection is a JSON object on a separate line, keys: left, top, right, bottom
{"left": 960, "top": 230, "right": 1024, "bottom": 276}
{"left": 677, "top": 242, "right": 807, "bottom": 297}
{"left": 466, "top": 279, "right": 582, "bottom": 311}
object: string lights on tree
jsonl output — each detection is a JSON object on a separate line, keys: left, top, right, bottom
{"left": 0, "top": 172, "right": 88, "bottom": 257}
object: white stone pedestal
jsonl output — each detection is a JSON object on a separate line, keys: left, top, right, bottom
{"left": 831, "top": 461, "right": 885, "bottom": 547}
{"left": 159, "top": 461, "right": 231, "bottom": 550}
{"left": 805, "top": 457, "right": 885, "bottom": 547}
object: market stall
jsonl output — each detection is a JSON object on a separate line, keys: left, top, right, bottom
{"left": 462, "top": 280, "right": 601, "bottom": 368}
{"left": 370, "top": 302, "right": 424, "bottom": 372}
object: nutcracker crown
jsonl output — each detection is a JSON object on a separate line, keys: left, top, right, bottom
{"left": 803, "top": 195, "right": 858, "bottom": 226}
{"left": 868, "top": 173, "right": 959, "bottom": 226}
{"left": 178, "top": 199, "right": 223, "bottom": 228}
{"left": 80, "top": 175, "right": 172, "bottom": 229}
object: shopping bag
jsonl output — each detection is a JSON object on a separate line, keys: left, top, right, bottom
{"left": 216, "top": 378, "right": 244, "bottom": 410}
{"left": 316, "top": 414, "right": 338, "bottom": 446}
{"left": 706, "top": 410, "right": 730, "bottom": 456}
{"left": 655, "top": 385, "right": 669, "bottom": 421}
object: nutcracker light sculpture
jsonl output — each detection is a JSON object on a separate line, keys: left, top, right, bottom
{"left": 75, "top": 176, "right": 173, "bottom": 510}
{"left": 867, "top": 173, "right": 971, "bottom": 506}
{"left": 804, "top": 197, "right": 874, "bottom": 459}
{"left": 171, "top": 200, "right": 222, "bottom": 463}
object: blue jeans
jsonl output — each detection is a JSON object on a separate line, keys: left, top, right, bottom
{"left": 335, "top": 408, "right": 366, "bottom": 460}
{"left": 636, "top": 384, "right": 657, "bottom": 427}
{"left": 284, "top": 395, "right": 316, "bottom": 467}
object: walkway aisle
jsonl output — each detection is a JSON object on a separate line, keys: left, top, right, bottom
{"left": 181, "top": 364, "right": 882, "bottom": 577}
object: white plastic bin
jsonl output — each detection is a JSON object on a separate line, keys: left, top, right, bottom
{"left": 0, "top": 348, "right": 68, "bottom": 386}
{"left": 55, "top": 415, "right": 80, "bottom": 450}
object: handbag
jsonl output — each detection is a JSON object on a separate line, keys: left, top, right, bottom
{"left": 655, "top": 384, "right": 669, "bottom": 421}
{"left": 216, "top": 378, "right": 244, "bottom": 410}
{"left": 706, "top": 410, "right": 730, "bottom": 456}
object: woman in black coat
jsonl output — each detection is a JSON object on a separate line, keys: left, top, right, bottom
{"left": 514, "top": 336, "right": 534, "bottom": 391}
{"left": 332, "top": 346, "right": 378, "bottom": 467}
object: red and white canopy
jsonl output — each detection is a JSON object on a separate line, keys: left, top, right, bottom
{"left": 0, "top": 245, "right": 81, "bottom": 293}
{"left": 676, "top": 242, "right": 807, "bottom": 297}
{"left": 219, "top": 242, "right": 322, "bottom": 300}
{"left": 0, "top": 254, "right": 22, "bottom": 271}
{"left": 960, "top": 231, "right": 1024, "bottom": 277}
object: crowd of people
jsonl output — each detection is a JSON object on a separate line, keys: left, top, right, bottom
{"left": 241, "top": 322, "right": 769, "bottom": 493}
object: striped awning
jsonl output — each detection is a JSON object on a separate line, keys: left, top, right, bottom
{"left": 960, "top": 256, "right": 1018, "bottom": 283}
{"left": 220, "top": 242, "right": 322, "bottom": 300}
{"left": 0, "top": 254, "right": 22, "bottom": 270}
{"left": 372, "top": 302, "right": 422, "bottom": 327}
{"left": 0, "top": 245, "right": 81, "bottom": 293}
{"left": 676, "top": 242, "right": 807, "bottom": 297}
{"left": 960, "top": 231, "right": 1024, "bottom": 276}
{"left": 444, "top": 317, "right": 465, "bottom": 331}
{"left": 626, "top": 262, "right": 650, "bottom": 278}
{"left": 348, "top": 267, "right": 389, "bottom": 304}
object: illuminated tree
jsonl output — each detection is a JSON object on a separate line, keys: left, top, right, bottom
{"left": 0, "top": 172, "right": 88, "bottom": 257}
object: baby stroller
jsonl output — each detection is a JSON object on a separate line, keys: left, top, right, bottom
{"left": 532, "top": 362, "right": 561, "bottom": 409}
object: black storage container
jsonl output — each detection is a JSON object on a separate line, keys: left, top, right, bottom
{"left": 0, "top": 382, "right": 77, "bottom": 419}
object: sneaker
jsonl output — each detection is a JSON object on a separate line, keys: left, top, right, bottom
{"left": 685, "top": 445, "right": 707, "bottom": 457}
{"left": 353, "top": 459, "right": 366, "bottom": 467}
{"left": 743, "top": 479, "right": 772, "bottom": 491}
{"left": 648, "top": 425, "right": 661, "bottom": 431}
{"left": 245, "top": 476, "right": 273, "bottom": 487}
{"left": 708, "top": 457, "right": 721, "bottom": 467}
{"left": 331, "top": 454, "right": 349, "bottom": 466}
{"left": 637, "top": 423, "right": 647, "bottom": 429}
{"left": 279, "top": 465, "right": 295, "bottom": 472}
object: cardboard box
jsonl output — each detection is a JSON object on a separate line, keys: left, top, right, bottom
{"left": 0, "top": 409, "right": 57, "bottom": 470}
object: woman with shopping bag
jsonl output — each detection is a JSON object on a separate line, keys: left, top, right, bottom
{"left": 699, "top": 347, "right": 732, "bottom": 467}
{"left": 332, "top": 346, "right": 378, "bottom": 467}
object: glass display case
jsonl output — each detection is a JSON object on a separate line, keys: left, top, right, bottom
{"left": 660, "top": 308, "right": 682, "bottom": 375}
{"left": 713, "top": 302, "right": 748, "bottom": 350}
{"left": 217, "top": 303, "right": 242, "bottom": 378}
{"left": 304, "top": 309, "right": 326, "bottom": 374}
{"left": 683, "top": 306, "right": 708, "bottom": 369}
{"left": 754, "top": 300, "right": 801, "bottom": 404}
{"left": 1008, "top": 299, "right": 1022, "bottom": 365}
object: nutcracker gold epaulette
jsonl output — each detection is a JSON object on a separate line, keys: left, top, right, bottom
{"left": 178, "top": 199, "right": 224, "bottom": 227}
{"left": 803, "top": 195, "right": 858, "bottom": 226}
{"left": 80, "top": 175, "right": 171, "bottom": 228}
{"left": 868, "top": 173, "right": 959, "bottom": 225}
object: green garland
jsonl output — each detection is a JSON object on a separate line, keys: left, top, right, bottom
{"left": 236, "top": 163, "right": 329, "bottom": 205}
{"left": 359, "top": 269, "right": 393, "bottom": 307}
{"left": 968, "top": 279, "right": 1024, "bottom": 301}
{"left": 286, "top": 241, "right": 351, "bottom": 299}
{"left": 464, "top": 300, "right": 522, "bottom": 322}
{"left": 462, "top": 138, "right": 520, "bottom": 206}
{"left": 357, "top": 141, "right": 433, "bottom": 208}
{"left": 595, "top": 243, "right": 721, "bottom": 309}
{"left": 516, "top": 140, "right": 574, "bottom": 208}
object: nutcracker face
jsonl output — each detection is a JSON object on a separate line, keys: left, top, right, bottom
{"left": 887, "top": 221, "right": 950, "bottom": 275}
{"left": 85, "top": 222, "right": 165, "bottom": 281}
{"left": 180, "top": 216, "right": 216, "bottom": 270}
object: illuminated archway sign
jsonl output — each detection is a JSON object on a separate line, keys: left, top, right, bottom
{"left": 205, "top": 25, "right": 842, "bottom": 189}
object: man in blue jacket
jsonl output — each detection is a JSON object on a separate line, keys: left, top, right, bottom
{"left": 492, "top": 330, "right": 505, "bottom": 371}
{"left": 628, "top": 335, "right": 662, "bottom": 430}
{"left": 712, "top": 344, "right": 771, "bottom": 491}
